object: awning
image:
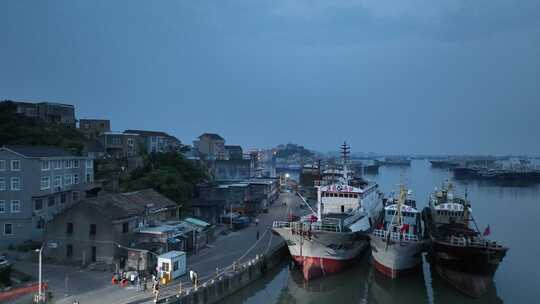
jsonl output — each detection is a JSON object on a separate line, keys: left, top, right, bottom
{"left": 184, "top": 217, "right": 211, "bottom": 228}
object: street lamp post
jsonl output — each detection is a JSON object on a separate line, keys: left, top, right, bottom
{"left": 35, "top": 247, "right": 43, "bottom": 303}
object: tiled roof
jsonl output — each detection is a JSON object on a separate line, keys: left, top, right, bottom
{"left": 1, "top": 145, "right": 74, "bottom": 158}
{"left": 83, "top": 189, "right": 177, "bottom": 220}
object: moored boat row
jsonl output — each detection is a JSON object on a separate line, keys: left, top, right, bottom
{"left": 272, "top": 144, "right": 509, "bottom": 298}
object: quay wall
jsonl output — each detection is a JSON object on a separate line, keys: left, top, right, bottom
{"left": 158, "top": 241, "right": 289, "bottom": 304}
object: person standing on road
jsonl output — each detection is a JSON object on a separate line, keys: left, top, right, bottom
{"left": 153, "top": 281, "right": 160, "bottom": 303}
{"left": 256, "top": 230, "right": 260, "bottom": 240}
{"left": 136, "top": 275, "right": 141, "bottom": 292}
{"left": 255, "top": 218, "right": 259, "bottom": 226}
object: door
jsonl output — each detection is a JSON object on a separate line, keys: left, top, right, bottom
{"left": 91, "top": 246, "right": 97, "bottom": 262}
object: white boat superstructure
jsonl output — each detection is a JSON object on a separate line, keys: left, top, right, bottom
{"left": 273, "top": 142, "right": 384, "bottom": 280}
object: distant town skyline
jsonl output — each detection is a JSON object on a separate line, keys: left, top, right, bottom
{"left": 1, "top": 1, "right": 539, "bottom": 155}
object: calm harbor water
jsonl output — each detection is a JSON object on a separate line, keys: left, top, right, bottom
{"left": 225, "top": 160, "right": 540, "bottom": 304}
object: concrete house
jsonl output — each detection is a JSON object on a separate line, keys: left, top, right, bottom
{"left": 13, "top": 101, "right": 76, "bottom": 128}
{"left": 225, "top": 145, "right": 243, "bottom": 160}
{"left": 78, "top": 119, "right": 111, "bottom": 139}
{"left": 123, "top": 130, "right": 181, "bottom": 154}
{"left": 44, "top": 189, "right": 179, "bottom": 266}
{"left": 193, "top": 133, "right": 225, "bottom": 160}
{"left": 0, "top": 145, "right": 94, "bottom": 247}
{"left": 98, "top": 132, "right": 140, "bottom": 159}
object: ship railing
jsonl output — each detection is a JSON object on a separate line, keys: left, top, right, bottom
{"left": 372, "top": 229, "right": 420, "bottom": 242}
{"left": 445, "top": 235, "right": 504, "bottom": 248}
{"left": 272, "top": 219, "right": 342, "bottom": 233}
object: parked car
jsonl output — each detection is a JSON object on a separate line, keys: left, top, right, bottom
{"left": 0, "top": 255, "right": 10, "bottom": 268}
{"left": 232, "top": 216, "right": 251, "bottom": 230}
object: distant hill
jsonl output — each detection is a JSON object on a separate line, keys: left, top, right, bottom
{"left": 275, "top": 143, "right": 314, "bottom": 159}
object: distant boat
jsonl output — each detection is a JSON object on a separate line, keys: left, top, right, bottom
{"left": 377, "top": 157, "right": 411, "bottom": 167}
{"left": 429, "top": 160, "right": 460, "bottom": 168}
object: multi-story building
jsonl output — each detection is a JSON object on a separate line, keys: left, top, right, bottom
{"left": 78, "top": 119, "right": 111, "bottom": 139}
{"left": 123, "top": 130, "right": 180, "bottom": 154}
{"left": 0, "top": 145, "right": 94, "bottom": 246}
{"left": 193, "top": 133, "right": 225, "bottom": 160}
{"left": 13, "top": 101, "right": 76, "bottom": 128}
{"left": 98, "top": 132, "right": 139, "bottom": 159}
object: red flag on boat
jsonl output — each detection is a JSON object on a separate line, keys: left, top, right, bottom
{"left": 400, "top": 224, "right": 409, "bottom": 233}
{"left": 483, "top": 225, "right": 491, "bottom": 236}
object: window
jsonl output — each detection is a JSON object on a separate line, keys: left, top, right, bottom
{"left": 4, "top": 223, "right": 12, "bottom": 235}
{"left": 66, "top": 244, "right": 73, "bottom": 257}
{"left": 173, "top": 261, "right": 179, "bottom": 271}
{"left": 89, "top": 224, "right": 97, "bottom": 236}
{"left": 86, "top": 173, "right": 93, "bottom": 184}
{"left": 11, "top": 160, "right": 20, "bottom": 171}
{"left": 11, "top": 177, "right": 20, "bottom": 191}
{"left": 67, "top": 222, "right": 73, "bottom": 234}
{"left": 41, "top": 160, "right": 50, "bottom": 171}
{"left": 72, "top": 191, "right": 79, "bottom": 202}
{"left": 73, "top": 174, "right": 79, "bottom": 185}
{"left": 61, "top": 194, "right": 66, "bottom": 204}
{"left": 40, "top": 176, "right": 50, "bottom": 190}
{"left": 48, "top": 196, "right": 55, "bottom": 207}
{"left": 73, "top": 160, "right": 79, "bottom": 168}
{"left": 65, "top": 160, "right": 72, "bottom": 169}
{"left": 53, "top": 175, "right": 62, "bottom": 188}
{"left": 35, "top": 199, "right": 43, "bottom": 210}
{"left": 122, "top": 222, "right": 129, "bottom": 233}
{"left": 11, "top": 200, "right": 20, "bottom": 213}
{"left": 86, "top": 160, "right": 93, "bottom": 169}
{"left": 0, "top": 201, "right": 4, "bottom": 213}
{"left": 0, "top": 177, "right": 5, "bottom": 191}
{"left": 54, "top": 160, "right": 62, "bottom": 169}
{"left": 0, "top": 160, "right": 5, "bottom": 171}
{"left": 127, "top": 138, "right": 134, "bottom": 146}
{"left": 161, "top": 262, "right": 170, "bottom": 272}
{"left": 64, "top": 174, "right": 72, "bottom": 186}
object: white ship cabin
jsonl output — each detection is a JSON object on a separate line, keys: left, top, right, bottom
{"left": 318, "top": 183, "right": 377, "bottom": 214}
{"left": 432, "top": 202, "right": 467, "bottom": 225}
{"left": 383, "top": 204, "right": 421, "bottom": 235}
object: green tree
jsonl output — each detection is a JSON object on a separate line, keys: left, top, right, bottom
{"left": 121, "top": 153, "right": 209, "bottom": 210}
{"left": 0, "top": 100, "right": 86, "bottom": 154}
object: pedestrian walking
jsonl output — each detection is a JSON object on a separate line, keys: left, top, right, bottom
{"left": 256, "top": 230, "right": 260, "bottom": 240}
{"left": 142, "top": 276, "right": 148, "bottom": 292}
{"left": 136, "top": 276, "right": 141, "bottom": 292}
{"left": 255, "top": 218, "right": 259, "bottom": 226}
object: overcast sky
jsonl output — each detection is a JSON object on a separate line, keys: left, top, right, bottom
{"left": 1, "top": 1, "right": 539, "bottom": 154}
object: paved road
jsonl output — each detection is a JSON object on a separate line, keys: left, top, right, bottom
{"left": 10, "top": 192, "right": 303, "bottom": 304}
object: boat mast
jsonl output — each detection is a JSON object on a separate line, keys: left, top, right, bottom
{"left": 341, "top": 141, "right": 350, "bottom": 185}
